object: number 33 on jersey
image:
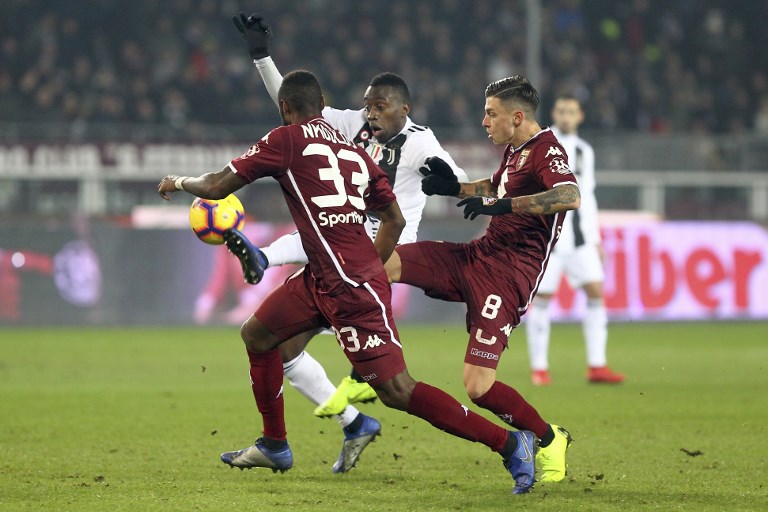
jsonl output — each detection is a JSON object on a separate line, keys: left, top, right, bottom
{"left": 228, "top": 117, "right": 397, "bottom": 288}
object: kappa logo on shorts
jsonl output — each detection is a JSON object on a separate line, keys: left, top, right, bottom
{"left": 500, "top": 324, "right": 514, "bottom": 337}
{"left": 361, "top": 373, "right": 378, "bottom": 381}
{"left": 363, "top": 334, "right": 386, "bottom": 350}
{"left": 470, "top": 348, "right": 500, "bottom": 361}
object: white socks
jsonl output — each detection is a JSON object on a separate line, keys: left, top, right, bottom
{"left": 584, "top": 298, "right": 608, "bottom": 368}
{"left": 282, "top": 351, "right": 359, "bottom": 428}
{"left": 261, "top": 231, "right": 309, "bottom": 267}
{"left": 526, "top": 296, "right": 610, "bottom": 370}
{"left": 525, "top": 298, "right": 551, "bottom": 371}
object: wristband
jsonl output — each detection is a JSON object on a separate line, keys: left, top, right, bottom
{"left": 174, "top": 177, "right": 188, "bottom": 191}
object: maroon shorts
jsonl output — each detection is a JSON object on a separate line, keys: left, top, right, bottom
{"left": 254, "top": 267, "right": 406, "bottom": 385}
{"left": 397, "top": 241, "right": 527, "bottom": 369}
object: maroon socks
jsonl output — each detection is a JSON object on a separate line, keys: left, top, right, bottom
{"left": 246, "top": 348, "right": 286, "bottom": 441}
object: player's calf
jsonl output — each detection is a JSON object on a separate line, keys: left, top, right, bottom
{"left": 370, "top": 371, "right": 417, "bottom": 411}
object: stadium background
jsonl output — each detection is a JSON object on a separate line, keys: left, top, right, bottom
{"left": 2, "top": 3, "right": 768, "bottom": 511}
{"left": 1, "top": 0, "right": 766, "bottom": 325}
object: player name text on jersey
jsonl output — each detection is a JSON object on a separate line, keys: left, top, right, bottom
{"left": 302, "top": 123, "right": 355, "bottom": 148}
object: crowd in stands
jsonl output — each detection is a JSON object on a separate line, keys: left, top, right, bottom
{"left": 2, "top": 0, "right": 767, "bottom": 137}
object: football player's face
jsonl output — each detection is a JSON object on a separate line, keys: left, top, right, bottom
{"left": 551, "top": 99, "right": 584, "bottom": 134}
{"left": 482, "top": 97, "right": 521, "bottom": 146}
{"left": 364, "top": 86, "right": 408, "bottom": 142}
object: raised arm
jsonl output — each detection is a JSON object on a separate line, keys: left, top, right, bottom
{"left": 233, "top": 13, "right": 282, "bottom": 106}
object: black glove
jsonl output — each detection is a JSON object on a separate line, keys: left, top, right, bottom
{"left": 233, "top": 12, "right": 272, "bottom": 59}
{"left": 419, "top": 156, "right": 460, "bottom": 196}
{"left": 456, "top": 197, "right": 512, "bottom": 220}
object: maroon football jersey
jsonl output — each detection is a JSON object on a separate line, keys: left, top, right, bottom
{"left": 229, "top": 116, "right": 396, "bottom": 290}
{"left": 470, "top": 128, "right": 578, "bottom": 307}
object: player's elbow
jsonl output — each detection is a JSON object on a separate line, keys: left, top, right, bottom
{"left": 391, "top": 214, "right": 406, "bottom": 235}
{"left": 379, "top": 203, "right": 406, "bottom": 234}
{"left": 567, "top": 184, "right": 581, "bottom": 211}
{"left": 572, "top": 195, "right": 581, "bottom": 211}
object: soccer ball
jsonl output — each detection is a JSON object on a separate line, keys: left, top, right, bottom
{"left": 188, "top": 195, "right": 245, "bottom": 245}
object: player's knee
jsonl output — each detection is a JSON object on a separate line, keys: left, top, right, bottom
{"left": 462, "top": 368, "right": 495, "bottom": 400}
{"left": 464, "top": 380, "right": 493, "bottom": 400}
{"left": 240, "top": 317, "right": 273, "bottom": 353}
{"left": 583, "top": 281, "right": 604, "bottom": 300}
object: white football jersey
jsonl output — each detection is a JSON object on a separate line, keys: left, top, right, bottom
{"left": 551, "top": 127, "right": 600, "bottom": 252}
{"left": 322, "top": 107, "right": 468, "bottom": 244}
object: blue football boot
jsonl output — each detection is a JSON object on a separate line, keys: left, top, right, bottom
{"left": 220, "top": 438, "right": 293, "bottom": 473}
{"left": 504, "top": 430, "right": 536, "bottom": 494}
{"left": 332, "top": 414, "right": 381, "bottom": 473}
{"left": 223, "top": 228, "right": 269, "bottom": 285}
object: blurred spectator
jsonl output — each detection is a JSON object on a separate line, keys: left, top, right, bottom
{"left": 0, "top": 0, "right": 766, "bottom": 136}
{"left": 755, "top": 96, "right": 768, "bottom": 136}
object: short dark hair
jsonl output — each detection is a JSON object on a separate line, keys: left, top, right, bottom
{"left": 485, "top": 76, "right": 539, "bottom": 115}
{"left": 368, "top": 72, "right": 410, "bottom": 104}
{"left": 278, "top": 70, "right": 324, "bottom": 118}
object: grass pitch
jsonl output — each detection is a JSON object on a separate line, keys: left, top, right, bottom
{"left": 1, "top": 322, "right": 767, "bottom": 511}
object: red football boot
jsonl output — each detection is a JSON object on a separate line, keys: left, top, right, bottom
{"left": 531, "top": 369, "right": 552, "bottom": 386}
{"left": 587, "top": 366, "right": 625, "bottom": 384}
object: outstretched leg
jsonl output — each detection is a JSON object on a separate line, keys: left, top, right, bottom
{"left": 372, "top": 369, "right": 536, "bottom": 495}
{"left": 225, "top": 229, "right": 308, "bottom": 284}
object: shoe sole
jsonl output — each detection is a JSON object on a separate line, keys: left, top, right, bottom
{"left": 220, "top": 446, "right": 292, "bottom": 473}
{"left": 223, "top": 230, "right": 264, "bottom": 285}
{"left": 226, "top": 465, "right": 290, "bottom": 474}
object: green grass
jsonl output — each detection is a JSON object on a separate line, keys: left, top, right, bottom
{"left": 1, "top": 322, "right": 767, "bottom": 511}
